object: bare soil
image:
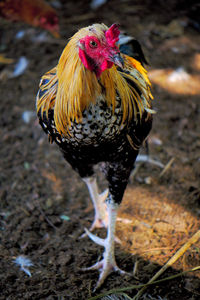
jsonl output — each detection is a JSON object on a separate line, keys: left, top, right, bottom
{"left": 0, "top": 1, "right": 200, "bottom": 299}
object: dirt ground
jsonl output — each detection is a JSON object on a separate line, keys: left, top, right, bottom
{"left": 0, "top": 1, "right": 200, "bottom": 299}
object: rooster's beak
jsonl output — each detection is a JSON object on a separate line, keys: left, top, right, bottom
{"left": 112, "top": 53, "right": 124, "bottom": 69}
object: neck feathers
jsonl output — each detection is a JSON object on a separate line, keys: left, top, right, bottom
{"left": 54, "top": 39, "right": 101, "bottom": 134}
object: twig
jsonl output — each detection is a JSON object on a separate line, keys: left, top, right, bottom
{"left": 20, "top": 207, "right": 31, "bottom": 216}
{"left": 36, "top": 202, "right": 57, "bottom": 230}
{"left": 159, "top": 157, "right": 175, "bottom": 178}
{"left": 139, "top": 247, "right": 172, "bottom": 254}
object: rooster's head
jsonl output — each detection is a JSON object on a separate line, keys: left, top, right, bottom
{"left": 77, "top": 23, "right": 124, "bottom": 77}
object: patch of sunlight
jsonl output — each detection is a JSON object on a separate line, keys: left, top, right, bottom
{"left": 149, "top": 67, "right": 200, "bottom": 95}
{"left": 117, "top": 186, "right": 199, "bottom": 272}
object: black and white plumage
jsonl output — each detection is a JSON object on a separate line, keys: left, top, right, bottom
{"left": 36, "top": 23, "right": 153, "bottom": 290}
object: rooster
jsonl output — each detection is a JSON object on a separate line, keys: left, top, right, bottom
{"left": 0, "top": 0, "right": 59, "bottom": 37}
{"left": 36, "top": 23, "right": 154, "bottom": 290}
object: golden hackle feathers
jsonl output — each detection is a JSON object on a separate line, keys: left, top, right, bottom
{"left": 37, "top": 23, "right": 153, "bottom": 136}
{"left": 37, "top": 67, "right": 57, "bottom": 117}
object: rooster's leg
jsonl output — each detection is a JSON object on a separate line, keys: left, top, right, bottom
{"left": 84, "top": 195, "right": 127, "bottom": 290}
{"left": 83, "top": 177, "right": 109, "bottom": 231}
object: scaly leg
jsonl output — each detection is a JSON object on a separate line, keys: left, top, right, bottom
{"left": 83, "top": 196, "right": 128, "bottom": 291}
{"left": 83, "top": 177, "right": 108, "bottom": 231}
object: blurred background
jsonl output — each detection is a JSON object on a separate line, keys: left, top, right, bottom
{"left": 0, "top": 0, "right": 200, "bottom": 299}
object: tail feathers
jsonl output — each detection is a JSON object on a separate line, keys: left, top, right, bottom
{"left": 118, "top": 33, "right": 148, "bottom": 66}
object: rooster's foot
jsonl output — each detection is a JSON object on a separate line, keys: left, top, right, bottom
{"left": 83, "top": 228, "right": 130, "bottom": 290}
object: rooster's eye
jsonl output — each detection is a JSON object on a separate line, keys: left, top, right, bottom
{"left": 89, "top": 40, "right": 97, "bottom": 48}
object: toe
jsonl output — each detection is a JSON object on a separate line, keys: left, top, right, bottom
{"left": 84, "top": 228, "right": 105, "bottom": 246}
{"left": 94, "top": 266, "right": 112, "bottom": 291}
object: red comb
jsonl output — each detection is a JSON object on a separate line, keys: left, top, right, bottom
{"left": 105, "top": 24, "right": 120, "bottom": 47}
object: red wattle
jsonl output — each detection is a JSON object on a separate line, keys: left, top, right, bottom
{"left": 100, "top": 60, "right": 113, "bottom": 72}
{"left": 79, "top": 48, "right": 93, "bottom": 71}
